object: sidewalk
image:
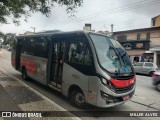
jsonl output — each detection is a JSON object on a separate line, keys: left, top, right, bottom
{"left": 0, "top": 68, "right": 80, "bottom": 120}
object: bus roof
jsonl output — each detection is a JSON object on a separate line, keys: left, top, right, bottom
{"left": 16, "top": 30, "right": 109, "bottom": 38}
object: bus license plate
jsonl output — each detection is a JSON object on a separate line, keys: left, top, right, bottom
{"left": 123, "top": 95, "right": 129, "bottom": 101}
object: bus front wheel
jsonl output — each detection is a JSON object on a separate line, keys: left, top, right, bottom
{"left": 22, "top": 68, "right": 28, "bottom": 80}
{"left": 70, "top": 89, "right": 86, "bottom": 108}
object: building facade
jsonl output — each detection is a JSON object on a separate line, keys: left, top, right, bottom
{"left": 113, "top": 27, "right": 160, "bottom": 66}
{"left": 151, "top": 15, "right": 160, "bottom": 27}
{"left": 113, "top": 15, "right": 160, "bottom": 66}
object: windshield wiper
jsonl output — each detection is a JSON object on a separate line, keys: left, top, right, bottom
{"left": 116, "top": 48, "right": 126, "bottom": 57}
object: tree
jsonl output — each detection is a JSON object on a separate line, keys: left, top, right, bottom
{"left": 0, "top": 31, "right": 4, "bottom": 36}
{"left": 2, "top": 33, "right": 16, "bottom": 46}
{"left": 0, "top": 32, "right": 4, "bottom": 44}
{"left": 0, "top": 0, "right": 83, "bottom": 25}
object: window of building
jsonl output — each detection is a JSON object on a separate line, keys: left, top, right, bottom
{"left": 133, "top": 56, "right": 140, "bottom": 63}
{"left": 137, "top": 33, "right": 141, "bottom": 40}
{"left": 152, "top": 19, "right": 156, "bottom": 26}
{"left": 117, "top": 35, "right": 127, "bottom": 41}
{"left": 146, "top": 33, "right": 150, "bottom": 40}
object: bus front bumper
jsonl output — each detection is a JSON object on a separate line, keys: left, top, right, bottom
{"left": 95, "top": 86, "right": 135, "bottom": 108}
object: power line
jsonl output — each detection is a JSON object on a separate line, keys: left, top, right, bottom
{"left": 46, "top": 6, "right": 160, "bottom": 31}
{"left": 47, "top": 0, "right": 160, "bottom": 26}
{"left": 71, "top": 0, "right": 157, "bottom": 21}
{"left": 51, "top": 0, "right": 153, "bottom": 23}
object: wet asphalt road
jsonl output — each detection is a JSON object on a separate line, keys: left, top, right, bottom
{"left": 0, "top": 49, "right": 160, "bottom": 120}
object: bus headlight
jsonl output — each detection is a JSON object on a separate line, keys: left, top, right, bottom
{"left": 101, "top": 78, "right": 107, "bottom": 85}
{"left": 100, "top": 91, "right": 114, "bottom": 103}
{"left": 100, "top": 78, "right": 115, "bottom": 92}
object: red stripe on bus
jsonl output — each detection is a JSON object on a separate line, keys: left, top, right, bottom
{"left": 21, "top": 58, "right": 37, "bottom": 74}
{"left": 110, "top": 76, "right": 136, "bottom": 88}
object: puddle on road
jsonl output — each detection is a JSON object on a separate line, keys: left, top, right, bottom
{"left": 5, "top": 86, "right": 44, "bottom": 104}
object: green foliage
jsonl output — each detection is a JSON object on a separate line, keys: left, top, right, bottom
{"left": 0, "top": 31, "right": 4, "bottom": 36}
{"left": 0, "top": 32, "right": 4, "bottom": 44}
{"left": 1, "top": 33, "right": 15, "bottom": 47}
{"left": 0, "top": 0, "right": 83, "bottom": 25}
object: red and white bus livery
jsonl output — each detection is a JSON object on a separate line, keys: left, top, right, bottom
{"left": 11, "top": 31, "right": 136, "bottom": 108}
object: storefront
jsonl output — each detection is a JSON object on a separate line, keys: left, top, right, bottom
{"left": 150, "top": 47, "right": 160, "bottom": 67}
{"left": 119, "top": 40, "right": 150, "bottom": 63}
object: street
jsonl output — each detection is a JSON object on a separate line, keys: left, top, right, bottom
{"left": 0, "top": 49, "right": 160, "bottom": 120}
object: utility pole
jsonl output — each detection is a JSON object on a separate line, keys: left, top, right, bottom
{"left": 111, "top": 24, "right": 114, "bottom": 38}
{"left": 111, "top": 24, "right": 114, "bottom": 33}
{"left": 31, "top": 27, "right": 36, "bottom": 33}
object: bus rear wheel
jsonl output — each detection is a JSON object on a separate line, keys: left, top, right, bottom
{"left": 22, "top": 68, "right": 28, "bottom": 80}
{"left": 70, "top": 89, "right": 86, "bottom": 108}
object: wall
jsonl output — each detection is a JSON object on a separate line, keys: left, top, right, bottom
{"left": 155, "top": 16, "right": 160, "bottom": 27}
{"left": 113, "top": 29, "right": 160, "bottom": 47}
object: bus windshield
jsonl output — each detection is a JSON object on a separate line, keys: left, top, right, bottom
{"left": 90, "top": 34, "right": 133, "bottom": 74}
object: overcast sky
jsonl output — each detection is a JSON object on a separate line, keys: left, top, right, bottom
{"left": 0, "top": 0, "right": 160, "bottom": 35}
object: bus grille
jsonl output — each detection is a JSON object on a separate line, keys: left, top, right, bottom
{"left": 113, "top": 90, "right": 135, "bottom": 102}
{"left": 114, "top": 75, "right": 134, "bottom": 80}
{"left": 115, "top": 83, "right": 135, "bottom": 94}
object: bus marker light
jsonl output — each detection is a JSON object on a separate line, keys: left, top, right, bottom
{"left": 88, "top": 95, "right": 93, "bottom": 99}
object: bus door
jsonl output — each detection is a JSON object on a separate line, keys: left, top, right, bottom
{"left": 49, "top": 41, "right": 64, "bottom": 89}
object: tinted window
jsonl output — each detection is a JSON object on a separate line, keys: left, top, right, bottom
{"left": 34, "top": 37, "right": 48, "bottom": 58}
{"left": 66, "top": 42, "right": 91, "bottom": 65}
{"left": 134, "top": 63, "right": 143, "bottom": 66}
{"left": 145, "top": 63, "right": 153, "bottom": 67}
{"left": 21, "top": 36, "right": 48, "bottom": 58}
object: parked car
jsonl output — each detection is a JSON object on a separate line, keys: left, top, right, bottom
{"left": 152, "top": 71, "right": 160, "bottom": 91}
{"left": 133, "top": 62, "right": 159, "bottom": 76}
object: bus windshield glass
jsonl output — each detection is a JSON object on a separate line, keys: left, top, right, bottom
{"left": 90, "top": 34, "right": 133, "bottom": 74}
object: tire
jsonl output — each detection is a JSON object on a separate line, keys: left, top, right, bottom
{"left": 22, "top": 68, "right": 28, "bottom": 80}
{"left": 70, "top": 89, "right": 86, "bottom": 108}
{"left": 149, "top": 71, "right": 154, "bottom": 77}
{"left": 156, "top": 83, "right": 160, "bottom": 91}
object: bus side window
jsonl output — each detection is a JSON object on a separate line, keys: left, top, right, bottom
{"left": 34, "top": 37, "right": 48, "bottom": 58}
{"left": 67, "top": 42, "right": 91, "bottom": 65}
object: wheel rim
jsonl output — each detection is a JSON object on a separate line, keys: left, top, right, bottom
{"left": 75, "top": 93, "right": 85, "bottom": 104}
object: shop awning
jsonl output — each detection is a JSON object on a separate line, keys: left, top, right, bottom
{"left": 126, "top": 50, "right": 145, "bottom": 56}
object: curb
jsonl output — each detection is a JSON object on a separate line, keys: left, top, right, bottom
{"left": 0, "top": 68, "right": 81, "bottom": 120}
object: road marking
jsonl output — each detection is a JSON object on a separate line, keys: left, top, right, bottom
{"left": 0, "top": 68, "right": 81, "bottom": 120}
{"left": 130, "top": 100, "right": 160, "bottom": 111}
{"left": 131, "top": 95, "right": 160, "bottom": 110}
{"left": 133, "top": 95, "right": 147, "bottom": 99}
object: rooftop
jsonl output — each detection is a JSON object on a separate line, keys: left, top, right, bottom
{"left": 113, "top": 26, "right": 160, "bottom": 34}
